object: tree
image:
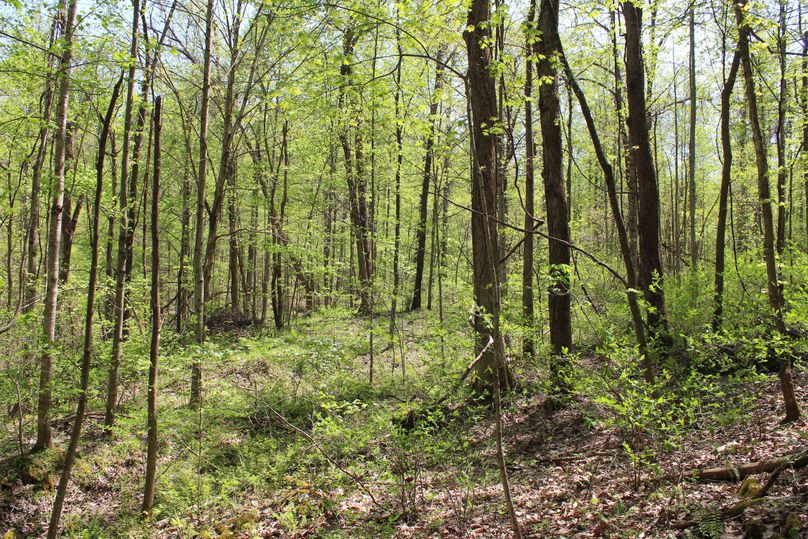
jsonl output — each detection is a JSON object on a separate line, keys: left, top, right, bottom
{"left": 142, "top": 94, "right": 162, "bottom": 515}
{"left": 47, "top": 28, "right": 121, "bottom": 539}
{"left": 190, "top": 0, "right": 214, "bottom": 408}
{"left": 34, "top": 0, "right": 79, "bottom": 452}
{"left": 464, "top": 0, "right": 508, "bottom": 394}
{"left": 734, "top": 0, "right": 800, "bottom": 422}
{"left": 622, "top": 0, "right": 668, "bottom": 341}
{"left": 537, "top": 0, "right": 572, "bottom": 389}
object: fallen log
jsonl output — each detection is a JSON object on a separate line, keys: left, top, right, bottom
{"left": 689, "top": 447, "right": 808, "bottom": 482}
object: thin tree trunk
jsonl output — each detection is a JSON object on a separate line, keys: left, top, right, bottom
{"left": 522, "top": 0, "right": 537, "bottom": 360}
{"left": 775, "top": 0, "right": 788, "bottom": 255}
{"left": 735, "top": 0, "right": 800, "bottom": 421}
{"left": 688, "top": 6, "right": 698, "bottom": 269}
{"left": 34, "top": 0, "right": 78, "bottom": 452}
{"left": 190, "top": 0, "right": 214, "bottom": 407}
{"left": 712, "top": 44, "right": 741, "bottom": 331}
{"left": 558, "top": 41, "right": 650, "bottom": 380}
{"left": 47, "top": 39, "right": 119, "bottom": 537}
{"left": 411, "top": 59, "right": 444, "bottom": 310}
{"left": 389, "top": 19, "right": 403, "bottom": 357}
{"left": 142, "top": 95, "right": 162, "bottom": 515}
{"left": 104, "top": 1, "right": 148, "bottom": 430}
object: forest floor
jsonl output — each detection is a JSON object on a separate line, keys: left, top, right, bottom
{"left": 1, "top": 309, "right": 806, "bottom": 538}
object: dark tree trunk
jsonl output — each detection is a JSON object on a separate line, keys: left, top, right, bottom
{"left": 537, "top": 0, "right": 572, "bottom": 387}
{"left": 142, "top": 95, "right": 162, "bottom": 515}
{"left": 775, "top": 0, "right": 788, "bottom": 255}
{"left": 622, "top": 1, "right": 668, "bottom": 340}
{"left": 190, "top": 0, "right": 214, "bottom": 407}
{"left": 59, "top": 192, "right": 83, "bottom": 283}
{"left": 735, "top": 0, "right": 800, "bottom": 422}
{"left": 688, "top": 6, "right": 698, "bottom": 269}
{"left": 558, "top": 40, "right": 650, "bottom": 381}
{"left": 338, "top": 28, "right": 373, "bottom": 314}
{"left": 712, "top": 45, "right": 741, "bottom": 331}
{"left": 522, "top": 0, "right": 537, "bottom": 360}
{"left": 464, "top": 0, "right": 510, "bottom": 394}
{"left": 104, "top": 15, "right": 150, "bottom": 430}
{"left": 411, "top": 58, "right": 444, "bottom": 311}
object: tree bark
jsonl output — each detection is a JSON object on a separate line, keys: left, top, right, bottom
{"left": 622, "top": 1, "right": 668, "bottom": 340}
{"left": 104, "top": 0, "right": 148, "bottom": 430}
{"left": 522, "top": 0, "right": 537, "bottom": 360}
{"left": 712, "top": 44, "right": 741, "bottom": 331}
{"left": 46, "top": 22, "right": 117, "bottom": 537}
{"left": 557, "top": 40, "right": 650, "bottom": 381}
{"left": 410, "top": 57, "right": 444, "bottom": 311}
{"left": 688, "top": 6, "right": 698, "bottom": 269}
{"left": 464, "top": 0, "right": 510, "bottom": 394}
{"left": 34, "top": 0, "right": 78, "bottom": 452}
{"left": 190, "top": 0, "right": 214, "bottom": 407}
{"left": 735, "top": 0, "right": 800, "bottom": 422}
{"left": 142, "top": 95, "right": 162, "bottom": 515}
{"left": 537, "top": 0, "right": 572, "bottom": 388}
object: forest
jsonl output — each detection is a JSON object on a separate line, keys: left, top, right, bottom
{"left": 0, "top": 0, "right": 807, "bottom": 536}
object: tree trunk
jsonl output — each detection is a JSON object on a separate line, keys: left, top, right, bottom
{"left": 622, "top": 1, "right": 668, "bottom": 340}
{"left": 558, "top": 40, "right": 650, "bottom": 381}
{"left": 46, "top": 11, "right": 115, "bottom": 536}
{"left": 190, "top": 0, "right": 214, "bottom": 407}
{"left": 25, "top": 18, "right": 59, "bottom": 314}
{"left": 688, "top": 6, "right": 698, "bottom": 269}
{"left": 537, "top": 0, "right": 572, "bottom": 389}
{"left": 712, "top": 44, "right": 741, "bottom": 331}
{"left": 464, "top": 0, "right": 510, "bottom": 394}
{"left": 410, "top": 58, "right": 444, "bottom": 311}
{"left": 522, "top": 0, "right": 537, "bottom": 360}
{"left": 34, "top": 0, "right": 78, "bottom": 453}
{"left": 775, "top": 0, "right": 788, "bottom": 255}
{"left": 389, "top": 20, "right": 403, "bottom": 355}
{"left": 338, "top": 28, "right": 373, "bottom": 314}
{"left": 142, "top": 95, "right": 162, "bottom": 515}
{"left": 104, "top": 3, "right": 149, "bottom": 430}
{"left": 59, "top": 191, "right": 83, "bottom": 283}
{"left": 735, "top": 0, "right": 800, "bottom": 422}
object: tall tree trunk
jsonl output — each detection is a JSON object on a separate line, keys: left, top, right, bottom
{"left": 522, "top": 0, "right": 537, "bottom": 360}
{"left": 465, "top": 0, "right": 509, "bottom": 393}
{"left": 610, "top": 8, "right": 638, "bottom": 271}
{"left": 537, "top": 0, "right": 572, "bottom": 388}
{"left": 190, "top": 0, "right": 214, "bottom": 407}
{"left": 25, "top": 19, "right": 59, "bottom": 314}
{"left": 389, "top": 19, "right": 403, "bottom": 357}
{"left": 46, "top": 28, "right": 119, "bottom": 538}
{"left": 735, "top": 0, "right": 801, "bottom": 422}
{"left": 622, "top": 0, "right": 668, "bottom": 340}
{"left": 338, "top": 28, "right": 373, "bottom": 314}
{"left": 142, "top": 95, "right": 162, "bottom": 515}
{"left": 410, "top": 58, "right": 444, "bottom": 311}
{"left": 775, "top": 0, "right": 788, "bottom": 255}
{"left": 688, "top": 6, "right": 698, "bottom": 269}
{"left": 712, "top": 43, "right": 741, "bottom": 331}
{"left": 558, "top": 40, "right": 650, "bottom": 381}
{"left": 465, "top": 12, "right": 520, "bottom": 536}
{"left": 104, "top": 7, "right": 150, "bottom": 430}
{"left": 34, "top": 0, "right": 78, "bottom": 452}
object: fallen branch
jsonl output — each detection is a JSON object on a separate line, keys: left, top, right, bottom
{"left": 668, "top": 447, "right": 808, "bottom": 530}
{"left": 687, "top": 447, "right": 808, "bottom": 482}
